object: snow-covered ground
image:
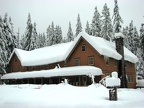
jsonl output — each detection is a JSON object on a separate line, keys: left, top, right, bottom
{"left": 0, "top": 84, "right": 144, "bottom": 108}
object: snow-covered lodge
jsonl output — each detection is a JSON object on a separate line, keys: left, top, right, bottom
{"left": 1, "top": 32, "right": 138, "bottom": 88}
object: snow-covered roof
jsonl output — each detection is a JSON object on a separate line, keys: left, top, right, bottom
{"left": 1, "top": 66, "right": 102, "bottom": 79}
{"left": 64, "top": 32, "right": 138, "bottom": 63}
{"left": 10, "top": 32, "right": 138, "bottom": 66}
{"left": 13, "top": 42, "right": 73, "bottom": 66}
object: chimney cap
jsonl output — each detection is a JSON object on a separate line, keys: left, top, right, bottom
{"left": 115, "top": 32, "right": 124, "bottom": 39}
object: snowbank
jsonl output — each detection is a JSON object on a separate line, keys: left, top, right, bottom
{"left": 1, "top": 66, "right": 102, "bottom": 79}
{"left": 0, "top": 84, "right": 144, "bottom": 108}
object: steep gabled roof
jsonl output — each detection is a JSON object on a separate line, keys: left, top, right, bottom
{"left": 9, "top": 32, "right": 138, "bottom": 66}
{"left": 64, "top": 32, "right": 138, "bottom": 63}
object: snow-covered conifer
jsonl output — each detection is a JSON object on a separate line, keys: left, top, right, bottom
{"left": 0, "top": 16, "right": 7, "bottom": 75}
{"left": 133, "top": 27, "right": 139, "bottom": 55}
{"left": 112, "top": 0, "right": 123, "bottom": 33}
{"left": 75, "top": 14, "right": 82, "bottom": 37}
{"left": 67, "top": 22, "right": 74, "bottom": 42}
{"left": 91, "top": 7, "right": 101, "bottom": 37}
{"left": 140, "top": 24, "right": 144, "bottom": 54}
{"left": 49, "top": 22, "right": 56, "bottom": 45}
{"left": 23, "top": 13, "right": 33, "bottom": 51}
{"left": 123, "top": 26, "right": 129, "bottom": 48}
{"left": 139, "top": 24, "right": 144, "bottom": 75}
{"left": 55, "top": 25, "right": 62, "bottom": 44}
{"left": 85, "top": 21, "right": 91, "bottom": 35}
{"left": 101, "top": 4, "right": 113, "bottom": 41}
{"left": 128, "top": 20, "right": 134, "bottom": 52}
{"left": 29, "top": 22, "right": 38, "bottom": 50}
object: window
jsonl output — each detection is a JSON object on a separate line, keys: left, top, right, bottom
{"left": 81, "top": 45, "right": 86, "bottom": 52}
{"left": 127, "top": 75, "right": 133, "bottom": 83}
{"left": 130, "top": 63, "right": 133, "bottom": 68}
{"left": 41, "top": 66, "right": 44, "bottom": 70}
{"left": 114, "top": 60, "right": 118, "bottom": 67}
{"left": 27, "top": 67, "right": 29, "bottom": 71}
{"left": 15, "top": 58, "right": 17, "bottom": 62}
{"left": 104, "top": 56, "right": 109, "bottom": 66}
{"left": 32, "top": 67, "right": 35, "bottom": 70}
{"left": 75, "top": 58, "right": 80, "bottom": 66}
{"left": 47, "top": 65, "right": 49, "bottom": 69}
{"left": 88, "top": 56, "right": 94, "bottom": 65}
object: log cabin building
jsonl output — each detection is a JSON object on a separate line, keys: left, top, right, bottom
{"left": 1, "top": 32, "right": 138, "bottom": 88}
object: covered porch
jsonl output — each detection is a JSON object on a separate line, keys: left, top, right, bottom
{"left": 1, "top": 66, "right": 102, "bottom": 86}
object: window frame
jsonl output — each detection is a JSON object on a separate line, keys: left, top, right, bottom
{"left": 81, "top": 45, "right": 86, "bottom": 52}
{"left": 88, "top": 56, "right": 94, "bottom": 65}
{"left": 127, "top": 74, "right": 134, "bottom": 83}
{"left": 130, "top": 63, "right": 133, "bottom": 69}
{"left": 104, "top": 56, "right": 109, "bottom": 66}
{"left": 75, "top": 58, "right": 80, "bottom": 66}
{"left": 15, "top": 58, "right": 17, "bottom": 62}
{"left": 114, "top": 60, "right": 118, "bottom": 67}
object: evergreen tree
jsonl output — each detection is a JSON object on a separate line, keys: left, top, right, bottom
{"left": 140, "top": 24, "right": 144, "bottom": 54}
{"left": 46, "top": 25, "right": 51, "bottom": 46}
{"left": 49, "top": 22, "right": 56, "bottom": 45}
{"left": 101, "top": 4, "right": 113, "bottom": 41}
{"left": 40, "top": 33, "right": 46, "bottom": 47}
{"left": 23, "top": 13, "right": 33, "bottom": 51}
{"left": 112, "top": 0, "right": 123, "bottom": 33}
{"left": 75, "top": 14, "right": 82, "bottom": 37}
{"left": 85, "top": 21, "right": 91, "bottom": 35}
{"left": 0, "top": 13, "right": 16, "bottom": 74}
{"left": 139, "top": 24, "right": 144, "bottom": 75}
{"left": 91, "top": 7, "right": 101, "bottom": 37}
{"left": 55, "top": 25, "right": 62, "bottom": 44}
{"left": 67, "top": 22, "right": 74, "bottom": 42}
{"left": 3, "top": 13, "right": 16, "bottom": 56}
{"left": 16, "top": 28, "right": 21, "bottom": 49}
{"left": 29, "top": 22, "right": 38, "bottom": 50}
{"left": 128, "top": 20, "right": 134, "bottom": 52}
{"left": 133, "top": 27, "right": 139, "bottom": 55}
{"left": 0, "top": 16, "right": 7, "bottom": 75}
{"left": 123, "top": 26, "right": 129, "bottom": 48}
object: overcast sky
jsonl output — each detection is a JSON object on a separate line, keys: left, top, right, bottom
{"left": 0, "top": 0, "right": 144, "bottom": 37}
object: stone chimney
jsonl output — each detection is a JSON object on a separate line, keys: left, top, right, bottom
{"left": 115, "top": 33, "right": 127, "bottom": 88}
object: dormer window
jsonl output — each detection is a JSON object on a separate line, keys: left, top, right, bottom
{"left": 81, "top": 45, "right": 86, "bottom": 52}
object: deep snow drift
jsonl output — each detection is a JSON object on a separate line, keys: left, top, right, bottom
{"left": 0, "top": 84, "right": 144, "bottom": 108}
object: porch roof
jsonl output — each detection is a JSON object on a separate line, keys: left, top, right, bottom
{"left": 1, "top": 66, "right": 102, "bottom": 80}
